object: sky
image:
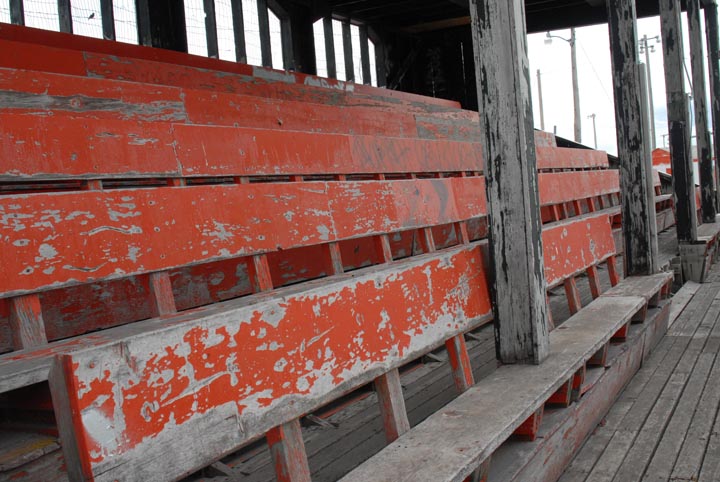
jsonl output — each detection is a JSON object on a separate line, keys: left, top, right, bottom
{"left": 528, "top": 8, "right": 718, "bottom": 156}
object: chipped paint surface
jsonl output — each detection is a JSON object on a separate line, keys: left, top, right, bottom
{"left": 56, "top": 245, "right": 491, "bottom": 480}
{"left": 0, "top": 178, "right": 485, "bottom": 297}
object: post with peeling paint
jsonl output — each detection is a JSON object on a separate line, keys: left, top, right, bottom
{"left": 660, "top": 0, "right": 699, "bottom": 244}
{"left": 607, "top": 0, "right": 658, "bottom": 276}
{"left": 689, "top": 0, "right": 717, "bottom": 222}
{"left": 468, "top": 0, "right": 550, "bottom": 364}
{"left": 704, "top": 0, "right": 720, "bottom": 211}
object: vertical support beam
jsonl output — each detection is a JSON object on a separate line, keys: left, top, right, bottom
{"left": 638, "top": 62, "right": 660, "bottom": 273}
{"left": 204, "top": 0, "right": 219, "bottom": 59}
{"left": 374, "top": 369, "right": 411, "bottom": 443}
{"left": 257, "top": 0, "right": 273, "bottom": 68}
{"left": 323, "top": 17, "right": 337, "bottom": 79}
{"left": 342, "top": 21, "right": 354, "bottom": 82}
{"left": 266, "top": 419, "right": 311, "bottom": 482}
{"left": 587, "top": 265, "right": 602, "bottom": 299}
{"left": 688, "top": 0, "right": 717, "bottom": 222}
{"left": 148, "top": 271, "right": 177, "bottom": 317}
{"left": 249, "top": 254, "right": 273, "bottom": 292}
{"left": 359, "top": 25, "right": 372, "bottom": 85}
{"left": 445, "top": 335, "right": 475, "bottom": 392}
{"left": 469, "top": 0, "right": 550, "bottom": 364}
{"left": 100, "top": 0, "right": 115, "bottom": 40}
{"left": 607, "top": 0, "right": 657, "bottom": 275}
{"left": 280, "top": 17, "right": 295, "bottom": 71}
{"left": 58, "top": 0, "right": 73, "bottom": 33}
{"left": 136, "top": 0, "right": 188, "bottom": 52}
{"left": 563, "top": 277, "right": 582, "bottom": 315}
{"left": 9, "top": 0, "right": 24, "bottom": 25}
{"left": 705, "top": 0, "right": 720, "bottom": 210}
{"left": 9, "top": 294, "right": 47, "bottom": 350}
{"left": 661, "top": 0, "right": 699, "bottom": 242}
{"left": 374, "top": 36, "right": 387, "bottom": 87}
{"left": 231, "top": 0, "right": 247, "bottom": 63}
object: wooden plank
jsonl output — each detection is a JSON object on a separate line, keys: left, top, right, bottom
{"left": 601, "top": 272, "right": 673, "bottom": 304}
{"left": 668, "top": 281, "right": 701, "bottom": 328}
{"left": 469, "top": 0, "right": 550, "bottom": 364}
{"left": 57, "top": 0, "right": 73, "bottom": 33}
{"left": 339, "top": 296, "right": 646, "bottom": 482}
{"left": 607, "top": 0, "right": 657, "bottom": 275}
{"left": 375, "top": 369, "right": 411, "bottom": 443}
{"left": 9, "top": 294, "right": 47, "bottom": 350}
{"left": 48, "top": 244, "right": 492, "bottom": 481}
{"left": 323, "top": 17, "right": 337, "bottom": 79}
{"left": 688, "top": 0, "right": 717, "bottom": 222}
{"left": 535, "top": 147, "right": 609, "bottom": 170}
{"left": 538, "top": 170, "right": 619, "bottom": 206}
{"left": 0, "top": 178, "right": 485, "bottom": 297}
{"left": 705, "top": 0, "right": 720, "bottom": 213}
{"left": 342, "top": 22, "right": 354, "bottom": 82}
{"left": 266, "top": 419, "right": 311, "bottom": 482}
{"left": 542, "top": 213, "right": 617, "bottom": 288}
{"left": 359, "top": 26, "right": 371, "bottom": 85}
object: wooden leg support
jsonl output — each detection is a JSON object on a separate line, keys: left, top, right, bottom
{"left": 571, "top": 366, "right": 586, "bottom": 402}
{"left": 375, "top": 369, "right": 411, "bottom": 443}
{"left": 249, "top": 254, "right": 274, "bottom": 292}
{"left": 374, "top": 234, "right": 393, "bottom": 263}
{"left": 148, "top": 271, "right": 177, "bottom": 317}
{"left": 564, "top": 277, "right": 582, "bottom": 315}
{"left": 9, "top": 294, "right": 47, "bottom": 350}
{"left": 607, "top": 256, "right": 621, "bottom": 286}
{"left": 446, "top": 334, "right": 475, "bottom": 392}
{"left": 547, "top": 377, "right": 573, "bottom": 407}
{"left": 612, "top": 320, "right": 632, "bottom": 340}
{"left": 546, "top": 294, "right": 556, "bottom": 331}
{"left": 267, "top": 419, "right": 311, "bottom": 482}
{"left": 632, "top": 303, "right": 649, "bottom": 323}
{"left": 588, "top": 342, "right": 609, "bottom": 367}
{"left": 324, "top": 242, "right": 344, "bottom": 275}
{"left": 586, "top": 265, "right": 602, "bottom": 299}
{"left": 464, "top": 457, "right": 491, "bottom": 482}
{"left": 513, "top": 407, "right": 543, "bottom": 441}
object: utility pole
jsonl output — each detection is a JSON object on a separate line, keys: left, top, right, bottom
{"left": 546, "top": 29, "right": 581, "bottom": 143}
{"left": 537, "top": 69, "right": 545, "bottom": 131}
{"left": 639, "top": 34, "right": 661, "bottom": 149}
{"left": 588, "top": 113, "right": 598, "bottom": 149}
{"left": 570, "top": 28, "right": 581, "bottom": 144}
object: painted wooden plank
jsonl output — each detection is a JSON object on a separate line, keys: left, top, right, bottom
{"left": 601, "top": 272, "right": 673, "bottom": 304}
{"left": 0, "top": 23, "right": 459, "bottom": 110}
{"left": 0, "top": 177, "right": 486, "bottom": 297}
{"left": 266, "top": 419, "right": 311, "bottom": 482}
{"left": 49, "top": 244, "right": 492, "bottom": 481}
{"left": 535, "top": 147, "right": 609, "bottom": 170}
{"left": 469, "top": 0, "right": 550, "bottom": 364}
{"left": 538, "top": 170, "right": 619, "bottom": 206}
{"left": 607, "top": 0, "right": 657, "bottom": 275}
{"left": 173, "top": 125, "right": 483, "bottom": 177}
{"left": 9, "top": 294, "right": 47, "bottom": 349}
{"left": 375, "top": 369, "right": 411, "bottom": 443}
{"left": 339, "top": 295, "right": 646, "bottom": 482}
{"left": 148, "top": 271, "right": 177, "bottom": 316}
{"left": 542, "top": 213, "right": 617, "bottom": 288}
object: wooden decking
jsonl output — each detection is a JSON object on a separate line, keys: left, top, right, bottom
{"left": 560, "top": 262, "right": 720, "bottom": 482}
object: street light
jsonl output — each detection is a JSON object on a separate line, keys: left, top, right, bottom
{"left": 545, "top": 28, "right": 581, "bottom": 144}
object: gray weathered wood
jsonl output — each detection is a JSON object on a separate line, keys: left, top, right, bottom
{"left": 203, "top": 0, "right": 219, "bottom": 59}
{"left": 468, "top": 0, "right": 550, "bottom": 364}
{"left": 668, "top": 281, "right": 701, "bottom": 327}
{"left": 9, "top": 0, "right": 24, "bottom": 25}
{"left": 339, "top": 296, "right": 645, "bottom": 482}
{"left": 342, "top": 22, "right": 354, "bottom": 82}
{"left": 266, "top": 419, "right": 311, "bottom": 482}
{"left": 659, "top": 0, "right": 693, "bottom": 199}
{"left": 689, "top": 0, "right": 717, "bottom": 222}
{"left": 257, "top": 0, "right": 273, "bottom": 68}
{"left": 0, "top": 431, "right": 59, "bottom": 471}
{"left": 374, "top": 369, "right": 411, "bottom": 443}
{"left": 600, "top": 272, "right": 672, "bottom": 302}
{"left": 322, "top": 17, "right": 337, "bottom": 79}
{"left": 360, "top": 25, "right": 372, "bottom": 85}
{"left": 705, "top": 0, "right": 720, "bottom": 211}
{"left": 100, "top": 0, "right": 114, "bottom": 40}
{"left": 638, "top": 62, "right": 660, "bottom": 273}
{"left": 231, "top": 0, "right": 247, "bottom": 63}
{"left": 9, "top": 294, "right": 47, "bottom": 350}
{"left": 57, "top": 0, "right": 73, "bottom": 33}
{"left": 607, "top": 0, "right": 656, "bottom": 276}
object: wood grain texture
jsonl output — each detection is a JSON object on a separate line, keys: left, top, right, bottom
{"left": 148, "top": 271, "right": 177, "bottom": 317}
{"left": 339, "top": 296, "right": 646, "bottom": 482}
{"left": 374, "top": 369, "right": 411, "bottom": 443}
{"left": 445, "top": 334, "right": 475, "bottom": 392}
{"left": 49, "top": 244, "right": 492, "bottom": 481}
{"left": 8, "top": 294, "right": 47, "bottom": 349}
{"left": 266, "top": 419, "right": 311, "bottom": 482}
{"left": 705, "top": 1, "right": 720, "bottom": 212}
{"left": 469, "top": 0, "right": 550, "bottom": 364}
{"left": 607, "top": 0, "right": 657, "bottom": 275}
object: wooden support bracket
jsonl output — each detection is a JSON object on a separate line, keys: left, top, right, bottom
{"left": 587, "top": 265, "right": 602, "bottom": 299}
{"left": 9, "top": 294, "right": 47, "bottom": 350}
{"left": 374, "top": 369, "right": 411, "bottom": 443}
{"left": 564, "top": 277, "right": 582, "bottom": 315}
{"left": 267, "top": 419, "right": 311, "bottom": 482}
{"left": 513, "top": 407, "right": 543, "bottom": 441}
{"left": 588, "top": 342, "right": 610, "bottom": 367}
{"left": 547, "top": 377, "right": 573, "bottom": 407}
{"left": 148, "top": 271, "right": 177, "bottom": 317}
{"left": 445, "top": 334, "right": 475, "bottom": 392}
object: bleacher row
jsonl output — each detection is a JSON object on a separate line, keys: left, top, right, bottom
{"left": 0, "top": 25, "right": 673, "bottom": 482}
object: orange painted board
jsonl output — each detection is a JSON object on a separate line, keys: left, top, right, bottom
{"left": 0, "top": 38, "right": 86, "bottom": 76}
{"left": 173, "top": 125, "right": 484, "bottom": 176}
{"left": 542, "top": 212, "right": 617, "bottom": 287}
{"left": 50, "top": 244, "right": 491, "bottom": 481}
{"left": 0, "top": 177, "right": 486, "bottom": 297}
{"left": 536, "top": 147, "right": 609, "bottom": 170}
{"left": 0, "top": 67, "right": 187, "bottom": 122}
{"left": 538, "top": 170, "right": 620, "bottom": 206}
{"left": 0, "top": 114, "right": 178, "bottom": 179}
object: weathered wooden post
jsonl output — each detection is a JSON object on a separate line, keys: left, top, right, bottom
{"left": 660, "top": 0, "right": 699, "bottom": 247}
{"left": 607, "top": 0, "right": 658, "bottom": 276}
{"left": 689, "top": 0, "right": 717, "bottom": 222}
{"left": 704, "top": 0, "right": 720, "bottom": 211}
{"left": 468, "top": 0, "right": 550, "bottom": 364}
